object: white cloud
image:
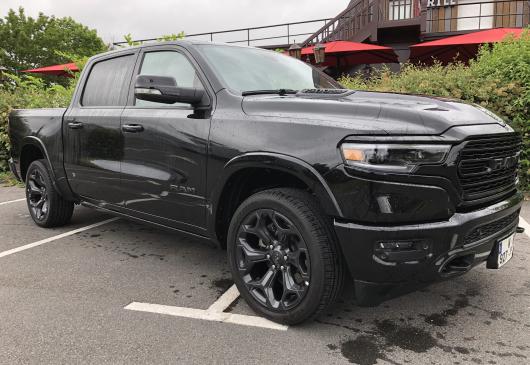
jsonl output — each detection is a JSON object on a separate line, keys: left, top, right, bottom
{"left": 0, "top": 0, "right": 347, "bottom": 45}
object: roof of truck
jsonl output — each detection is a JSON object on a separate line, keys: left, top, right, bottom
{"left": 107, "top": 40, "right": 255, "bottom": 54}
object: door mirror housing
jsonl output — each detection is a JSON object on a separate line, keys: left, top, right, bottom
{"left": 134, "top": 75, "right": 204, "bottom": 105}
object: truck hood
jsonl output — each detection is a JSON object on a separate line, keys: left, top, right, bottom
{"left": 241, "top": 91, "right": 507, "bottom": 135}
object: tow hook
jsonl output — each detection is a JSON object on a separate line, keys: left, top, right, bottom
{"left": 516, "top": 227, "right": 525, "bottom": 234}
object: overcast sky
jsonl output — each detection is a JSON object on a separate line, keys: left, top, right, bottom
{"left": 1, "top": 0, "right": 348, "bottom": 45}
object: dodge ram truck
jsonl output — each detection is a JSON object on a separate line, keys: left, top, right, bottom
{"left": 8, "top": 41, "right": 523, "bottom": 324}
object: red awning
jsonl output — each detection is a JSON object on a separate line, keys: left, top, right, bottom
{"left": 301, "top": 41, "right": 398, "bottom": 66}
{"left": 21, "top": 62, "right": 79, "bottom": 77}
{"left": 410, "top": 28, "right": 524, "bottom": 64}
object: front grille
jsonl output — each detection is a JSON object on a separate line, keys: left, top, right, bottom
{"left": 462, "top": 211, "right": 519, "bottom": 245}
{"left": 458, "top": 134, "right": 521, "bottom": 202}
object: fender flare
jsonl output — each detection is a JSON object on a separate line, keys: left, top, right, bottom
{"left": 211, "top": 152, "right": 343, "bottom": 225}
{"left": 20, "top": 136, "right": 77, "bottom": 201}
{"left": 20, "top": 136, "right": 56, "bottom": 180}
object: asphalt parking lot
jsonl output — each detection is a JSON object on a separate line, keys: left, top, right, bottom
{"left": 0, "top": 186, "right": 529, "bottom": 365}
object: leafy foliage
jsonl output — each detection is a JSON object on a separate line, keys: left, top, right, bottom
{"left": 0, "top": 7, "right": 106, "bottom": 78}
{"left": 122, "top": 31, "right": 186, "bottom": 47}
{"left": 0, "top": 74, "right": 74, "bottom": 171}
{"left": 340, "top": 30, "right": 530, "bottom": 190}
{"left": 157, "top": 32, "right": 186, "bottom": 42}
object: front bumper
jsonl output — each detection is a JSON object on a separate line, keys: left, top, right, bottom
{"left": 334, "top": 191, "right": 523, "bottom": 305}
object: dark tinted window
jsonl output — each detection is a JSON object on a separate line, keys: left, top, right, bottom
{"left": 82, "top": 55, "right": 133, "bottom": 107}
{"left": 136, "top": 51, "right": 204, "bottom": 107}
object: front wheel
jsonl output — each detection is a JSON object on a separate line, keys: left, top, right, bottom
{"left": 25, "top": 160, "right": 74, "bottom": 228}
{"left": 227, "top": 188, "right": 343, "bottom": 325}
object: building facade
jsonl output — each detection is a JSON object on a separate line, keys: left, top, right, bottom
{"left": 304, "top": 0, "right": 529, "bottom": 63}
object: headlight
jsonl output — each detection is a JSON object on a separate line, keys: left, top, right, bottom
{"left": 341, "top": 143, "right": 451, "bottom": 173}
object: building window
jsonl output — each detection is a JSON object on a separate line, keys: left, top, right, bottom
{"left": 426, "top": 0, "right": 528, "bottom": 33}
{"left": 457, "top": 0, "right": 494, "bottom": 30}
{"left": 387, "top": 0, "right": 421, "bottom": 21}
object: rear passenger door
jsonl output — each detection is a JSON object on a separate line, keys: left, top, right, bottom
{"left": 120, "top": 46, "right": 211, "bottom": 233}
{"left": 63, "top": 51, "right": 138, "bottom": 206}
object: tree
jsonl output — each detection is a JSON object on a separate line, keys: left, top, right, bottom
{"left": 0, "top": 7, "right": 106, "bottom": 74}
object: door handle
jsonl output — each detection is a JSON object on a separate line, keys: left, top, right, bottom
{"left": 67, "top": 121, "right": 84, "bottom": 129}
{"left": 122, "top": 124, "right": 144, "bottom": 133}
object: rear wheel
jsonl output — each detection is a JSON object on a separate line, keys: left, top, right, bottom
{"left": 227, "top": 188, "right": 343, "bottom": 324}
{"left": 25, "top": 160, "right": 74, "bottom": 228}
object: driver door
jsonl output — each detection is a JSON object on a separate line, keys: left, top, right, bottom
{"left": 120, "top": 46, "right": 211, "bottom": 233}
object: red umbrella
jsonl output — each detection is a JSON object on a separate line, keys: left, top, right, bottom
{"left": 410, "top": 28, "right": 524, "bottom": 64}
{"left": 301, "top": 41, "right": 399, "bottom": 67}
{"left": 21, "top": 62, "right": 79, "bottom": 77}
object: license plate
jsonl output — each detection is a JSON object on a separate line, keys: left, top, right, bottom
{"left": 489, "top": 233, "right": 515, "bottom": 269}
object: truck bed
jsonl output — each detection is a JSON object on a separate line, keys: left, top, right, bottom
{"left": 9, "top": 108, "right": 67, "bottom": 181}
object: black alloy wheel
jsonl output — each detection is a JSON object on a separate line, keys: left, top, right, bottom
{"left": 25, "top": 160, "right": 74, "bottom": 228}
{"left": 227, "top": 188, "right": 343, "bottom": 325}
{"left": 235, "top": 209, "right": 311, "bottom": 311}
{"left": 27, "top": 168, "right": 49, "bottom": 221}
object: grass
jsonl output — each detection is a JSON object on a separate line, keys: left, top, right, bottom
{"left": 0, "top": 171, "right": 23, "bottom": 187}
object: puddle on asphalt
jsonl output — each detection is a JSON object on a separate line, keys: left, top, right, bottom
{"left": 422, "top": 290, "right": 474, "bottom": 327}
{"left": 211, "top": 277, "right": 234, "bottom": 295}
{"left": 323, "top": 285, "right": 529, "bottom": 365}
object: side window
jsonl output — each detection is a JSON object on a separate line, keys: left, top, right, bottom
{"left": 136, "top": 51, "right": 204, "bottom": 107}
{"left": 82, "top": 55, "right": 133, "bottom": 107}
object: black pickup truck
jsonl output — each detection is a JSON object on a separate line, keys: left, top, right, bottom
{"left": 8, "top": 41, "right": 523, "bottom": 324}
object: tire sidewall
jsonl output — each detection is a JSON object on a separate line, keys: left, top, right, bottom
{"left": 25, "top": 160, "right": 54, "bottom": 227}
{"left": 227, "top": 190, "right": 331, "bottom": 324}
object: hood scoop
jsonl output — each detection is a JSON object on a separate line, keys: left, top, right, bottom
{"left": 296, "top": 88, "right": 356, "bottom": 99}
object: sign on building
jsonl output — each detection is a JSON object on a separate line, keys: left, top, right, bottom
{"left": 427, "top": 0, "right": 457, "bottom": 7}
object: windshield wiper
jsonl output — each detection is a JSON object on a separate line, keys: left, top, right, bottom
{"left": 242, "top": 89, "right": 298, "bottom": 96}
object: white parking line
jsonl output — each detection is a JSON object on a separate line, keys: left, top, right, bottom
{"left": 0, "top": 198, "right": 26, "bottom": 206}
{"left": 519, "top": 216, "right": 530, "bottom": 239}
{"left": 206, "top": 284, "right": 241, "bottom": 313}
{"left": 125, "top": 284, "right": 289, "bottom": 331}
{"left": 0, "top": 217, "right": 119, "bottom": 259}
{"left": 125, "top": 301, "right": 288, "bottom": 331}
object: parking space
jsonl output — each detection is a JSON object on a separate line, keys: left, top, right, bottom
{"left": 0, "top": 186, "right": 529, "bottom": 364}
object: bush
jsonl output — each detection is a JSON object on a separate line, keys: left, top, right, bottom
{"left": 340, "top": 30, "right": 529, "bottom": 191}
{"left": 0, "top": 74, "right": 74, "bottom": 171}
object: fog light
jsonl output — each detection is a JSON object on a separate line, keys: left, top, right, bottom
{"left": 378, "top": 241, "right": 414, "bottom": 250}
{"left": 374, "top": 239, "right": 432, "bottom": 263}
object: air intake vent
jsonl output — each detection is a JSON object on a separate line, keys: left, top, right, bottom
{"left": 462, "top": 211, "right": 519, "bottom": 246}
{"left": 458, "top": 134, "right": 521, "bottom": 203}
{"left": 296, "top": 89, "right": 355, "bottom": 98}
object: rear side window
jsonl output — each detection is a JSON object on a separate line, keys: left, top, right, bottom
{"left": 82, "top": 55, "right": 134, "bottom": 107}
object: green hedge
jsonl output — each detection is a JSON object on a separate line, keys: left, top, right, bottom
{"left": 0, "top": 75, "right": 73, "bottom": 171}
{"left": 340, "top": 30, "right": 529, "bottom": 191}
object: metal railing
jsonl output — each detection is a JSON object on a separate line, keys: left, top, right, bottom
{"left": 112, "top": 18, "right": 331, "bottom": 48}
{"left": 303, "top": 0, "right": 376, "bottom": 45}
{"left": 303, "top": 0, "right": 425, "bottom": 45}
{"left": 425, "top": 0, "right": 529, "bottom": 33}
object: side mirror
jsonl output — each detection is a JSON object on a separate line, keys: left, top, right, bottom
{"left": 134, "top": 75, "right": 204, "bottom": 105}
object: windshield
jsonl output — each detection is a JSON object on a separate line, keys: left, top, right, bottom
{"left": 197, "top": 44, "right": 341, "bottom": 93}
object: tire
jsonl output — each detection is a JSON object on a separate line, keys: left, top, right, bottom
{"left": 25, "top": 159, "right": 74, "bottom": 228}
{"left": 227, "top": 188, "right": 343, "bottom": 325}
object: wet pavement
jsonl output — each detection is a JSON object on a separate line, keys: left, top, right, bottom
{"left": 0, "top": 187, "right": 529, "bottom": 364}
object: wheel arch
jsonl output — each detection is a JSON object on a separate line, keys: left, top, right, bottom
{"left": 211, "top": 152, "right": 342, "bottom": 247}
{"left": 20, "top": 137, "right": 53, "bottom": 181}
{"left": 19, "top": 136, "right": 77, "bottom": 202}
